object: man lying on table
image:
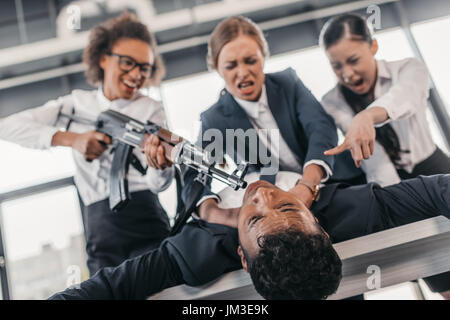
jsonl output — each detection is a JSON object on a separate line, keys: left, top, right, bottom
{"left": 49, "top": 172, "right": 450, "bottom": 300}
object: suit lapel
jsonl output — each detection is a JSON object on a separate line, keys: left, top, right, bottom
{"left": 220, "top": 90, "right": 262, "bottom": 166}
{"left": 221, "top": 91, "right": 254, "bottom": 132}
{"left": 265, "top": 76, "right": 303, "bottom": 158}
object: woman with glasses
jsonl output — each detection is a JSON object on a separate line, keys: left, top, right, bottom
{"left": 0, "top": 12, "right": 174, "bottom": 275}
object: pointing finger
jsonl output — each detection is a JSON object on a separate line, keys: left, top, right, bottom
{"left": 324, "top": 143, "right": 348, "bottom": 156}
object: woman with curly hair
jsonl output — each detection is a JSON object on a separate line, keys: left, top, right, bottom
{"left": 0, "top": 12, "right": 173, "bottom": 275}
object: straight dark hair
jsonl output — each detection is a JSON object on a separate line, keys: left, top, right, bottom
{"left": 320, "top": 13, "right": 408, "bottom": 166}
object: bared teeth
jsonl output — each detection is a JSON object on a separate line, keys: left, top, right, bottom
{"left": 123, "top": 80, "right": 137, "bottom": 88}
{"left": 239, "top": 81, "right": 253, "bottom": 88}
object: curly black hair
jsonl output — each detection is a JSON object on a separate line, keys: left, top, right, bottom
{"left": 82, "top": 11, "right": 165, "bottom": 86}
{"left": 244, "top": 229, "right": 342, "bottom": 300}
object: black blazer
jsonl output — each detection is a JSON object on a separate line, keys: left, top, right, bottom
{"left": 49, "top": 219, "right": 241, "bottom": 300}
{"left": 182, "top": 68, "right": 339, "bottom": 203}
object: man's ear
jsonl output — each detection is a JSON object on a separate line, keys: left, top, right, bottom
{"left": 237, "top": 246, "right": 248, "bottom": 272}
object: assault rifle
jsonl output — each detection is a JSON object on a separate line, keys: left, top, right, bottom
{"left": 59, "top": 110, "right": 248, "bottom": 219}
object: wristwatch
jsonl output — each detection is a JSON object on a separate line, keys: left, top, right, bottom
{"left": 295, "top": 179, "right": 320, "bottom": 201}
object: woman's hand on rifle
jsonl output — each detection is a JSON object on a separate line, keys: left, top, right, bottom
{"left": 52, "top": 130, "right": 112, "bottom": 161}
{"left": 143, "top": 134, "right": 174, "bottom": 170}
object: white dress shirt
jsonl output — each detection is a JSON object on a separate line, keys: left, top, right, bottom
{"left": 0, "top": 88, "right": 174, "bottom": 205}
{"left": 321, "top": 58, "right": 435, "bottom": 186}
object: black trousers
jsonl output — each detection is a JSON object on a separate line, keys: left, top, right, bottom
{"left": 397, "top": 147, "right": 450, "bottom": 179}
{"left": 396, "top": 147, "right": 450, "bottom": 292}
{"left": 81, "top": 190, "right": 171, "bottom": 275}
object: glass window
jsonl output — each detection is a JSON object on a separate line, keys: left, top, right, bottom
{"left": 161, "top": 72, "right": 225, "bottom": 142}
{"left": 160, "top": 72, "right": 227, "bottom": 194}
{"left": 0, "top": 186, "right": 88, "bottom": 299}
{"left": 264, "top": 46, "right": 336, "bottom": 100}
{"left": 411, "top": 16, "right": 450, "bottom": 112}
{"left": 0, "top": 141, "right": 75, "bottom": 194}
{"left": 373, "top": 24, "right": 448, "bottom": 155}
{"left": 370, "top": 28, "right": 447, "bottom": 153}
{"left": 411, "top": 15, "right": 450, "bottom": 153}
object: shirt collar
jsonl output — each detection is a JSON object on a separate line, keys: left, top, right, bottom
{"left": 373, "top": 59, "right": 391, "bottom": 99}
{"left": 96, "top": 87, "right": 142, "bottom": 111}
{"left": 376, "top": 59, "right": 391, "bottom": 80}
{"left": 233, "top": 85, "right": 268, "bottom": 119}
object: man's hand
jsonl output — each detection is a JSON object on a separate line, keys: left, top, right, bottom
{"left": 143, "top": 134, "right": 174, "bottom": 170}
{"left": 289, "top": 183, "right": 314, "bottom": 208}
{"left": 198, "top": 198, "right": 240, "bottom": 228}
{"left": 71, "top": 131, "right": 112, "bottom": 161}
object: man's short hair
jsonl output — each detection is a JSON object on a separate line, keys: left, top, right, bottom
{"left": 243, "top": 228, "right": 342, "bottom": 300}
{"left": 83, "top": 11, "right": 165, "bottom": 86}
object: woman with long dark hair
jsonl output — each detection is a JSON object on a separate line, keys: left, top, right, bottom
{"left": 320, "top": 13, "right": 450, "bottom": 187}
{"left": 320, "top": 13, "right": 450, "bottom": 298}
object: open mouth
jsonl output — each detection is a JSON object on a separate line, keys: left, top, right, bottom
{"left": 238, "top": 81, "right": 254, "bottom": 88}
{"left": 122, "top": 79, "right": 140, "bottom": 91}
{"left": 237, "top": 80, "right": 255, "bottom": 94}
{"left": 349, "top": 78, "right": 364, "bottom": 89}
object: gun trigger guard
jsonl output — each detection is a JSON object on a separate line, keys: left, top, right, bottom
{"left": 109, "top": 140, "right": 121, "bottom": 155}
{"left": 129, "top": 153, "right": 148, "bottom": 176}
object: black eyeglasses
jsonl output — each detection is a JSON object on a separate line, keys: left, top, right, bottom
{"left": 107, "top": 52, "right": 155, "bottom": 78}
